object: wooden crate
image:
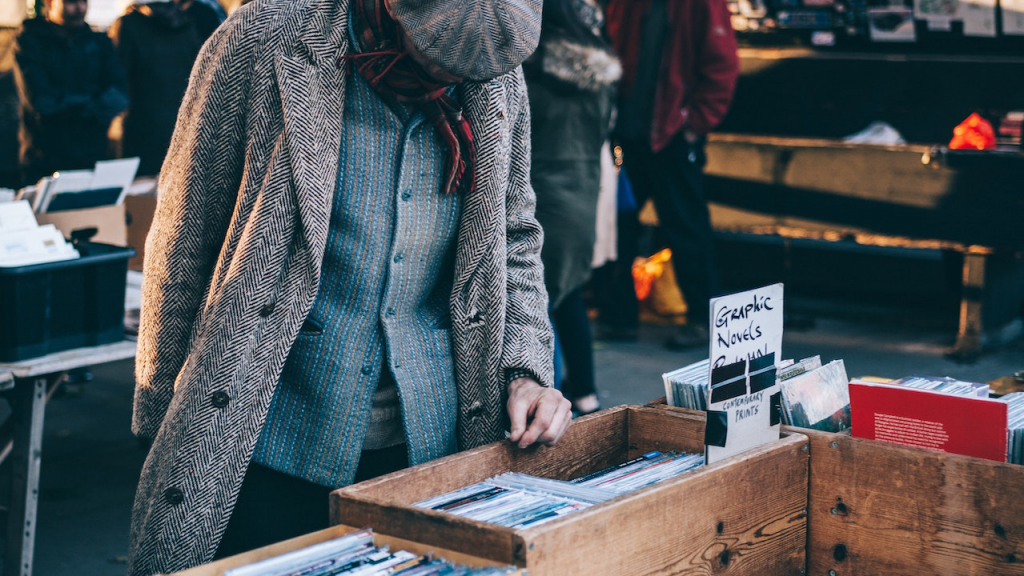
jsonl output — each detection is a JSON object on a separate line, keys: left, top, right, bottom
{"left": 646, "top": 399, "right": 1024, "bottom": 575}
{"left": 168, "top": 525, "right": 523, "bottom": 576}
{"left": 797, "top": 428, "right": 1024, "bottom": 576}
{"left": 331, "top": 405, "right": 809, "bottom": 576}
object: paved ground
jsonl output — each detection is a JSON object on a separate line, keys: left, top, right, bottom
{"left": 5, "top": 310, "right": 1019, "bottom": 575}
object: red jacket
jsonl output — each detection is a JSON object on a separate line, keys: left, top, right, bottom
{"left": 607, "top": 0, "right": 740, "bottom": 151}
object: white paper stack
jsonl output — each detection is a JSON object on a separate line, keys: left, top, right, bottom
{"left": 0, "top": 201, "right": 79, "bottom": 267}
{"left": 21, "top": 157, "right": 140, "bottom": 214}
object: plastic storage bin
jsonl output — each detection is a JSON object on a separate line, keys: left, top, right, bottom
{"left": 0, "top": 242, "right": 134, "bottom": 362}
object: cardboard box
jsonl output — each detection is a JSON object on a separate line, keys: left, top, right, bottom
{"left": 332, "top": 405, "right": 809, "bottom": 576}
{"left": 646, "top": 399, "right": 1024, "bottom": 575}
{"left": 169, "top": 525, "right": 523, "bottom": 576}
{"left": 36, "top": 203, "right": 126, "bottom": 246}
{"left": 124, "top": 194, "right": 157, "bottom": 271}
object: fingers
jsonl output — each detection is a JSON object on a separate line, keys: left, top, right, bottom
{"left": 507, "top": 385, "right": 536, "bottom": 444}
{"left": 539, "top": 399, "right": 573, "bottom": 447}
{"left": 516, "top": 391, "right": 572, "bottom": 449}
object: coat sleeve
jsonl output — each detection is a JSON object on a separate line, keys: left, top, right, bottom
{"left": 499, "top": 69, "right": 555, "bottom": 389}
{"left": 132, "top": 18, "right": 251, "bottom": 440}
{"left": 683, "top": 0, "right": 740, "bottom": 136}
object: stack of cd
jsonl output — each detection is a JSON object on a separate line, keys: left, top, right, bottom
{"left": 1000, "top": 392, "right": 1024, "bottom": 465}
{"left": 223, "top": 530, "right": 516, "bottom": 576}
{"left": 889, "top": 376, "right": 990, "bottom": 398}
{"left": 414, "top": 480, "right": 595, "bottom": 530}
{"left": 778, "top": 357, "right": 851, "bottom": 432}
{"left": 488, "top": 473, "right": 616, "bottom": 504}
{"left": 416, "top": 451, "right": 705, "bottom": 528}
{"left": 662, "top": 359, "right": 710, "bottom": 410}
{"left": 570, "top": 451, "right": 705, "bottom": 494}
{"left": 777, "top": 356, "right": 822, "bottom": 382}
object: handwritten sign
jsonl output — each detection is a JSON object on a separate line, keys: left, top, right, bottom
{"left": 705, "top": 284, "right": 784, "bottom": 464}
{"left": 709, "top": 283, "right": 783, "bottom": 369}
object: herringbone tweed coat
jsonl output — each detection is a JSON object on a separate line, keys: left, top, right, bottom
{"left": 127, "top": 0, "right": 552, "bottom": 572}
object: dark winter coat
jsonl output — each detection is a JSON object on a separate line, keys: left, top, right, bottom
{"left": 607, "top": 0, "right": 740, "bottom": 149}
{"left": 525, "top": 3, "right": 619, "bottom": 307}
{"left": 13, "top": 17, "right": 128, "bottom": 183}
{"left": 110, "top": 1, "right": 219, "bottom": 176}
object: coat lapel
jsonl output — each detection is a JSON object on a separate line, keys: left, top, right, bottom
{"left": 274, "top": 0, "right": 349, "bottom": 258}
{"left": 452, "top": 79, "right": 511, "bottom": 313}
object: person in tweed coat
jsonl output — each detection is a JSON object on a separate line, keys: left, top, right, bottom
{"left": 128, "top": 0, "right": 570, "bottom": 573}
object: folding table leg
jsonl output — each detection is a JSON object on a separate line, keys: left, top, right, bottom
{"left": 4, "top": 376, "right": 48, "bottom": 576}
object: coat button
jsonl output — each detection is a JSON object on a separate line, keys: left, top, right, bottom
{"left": 361, "top": 365, "right": 373, "bottom": 376}
{"left": 467, "top": 401, "right": 484, "bottom": 418}
{"left": 211, "top": 390, "right": 230, "bottom": 409}
{"left": 259, "top": 302, "right": 275, "bottom": 317}
{"left": 164, "top": 487, "right": 184, "bottom": 506}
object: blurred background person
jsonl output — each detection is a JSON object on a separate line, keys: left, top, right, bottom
{"left": 14, "top": 0, "right": 128, "bottom": 185}
{"left": 525, "top": 0, "right": 620, "bottom": 415}
{"left": 110, "top": 0, "right": 219, "bottom": 176}
{"left": 604, "top": 0, "right": 739, "bottom": 349}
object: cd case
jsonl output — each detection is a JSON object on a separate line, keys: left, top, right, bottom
{"left": 414, "top": 452, "right": 705, "bottom": 529}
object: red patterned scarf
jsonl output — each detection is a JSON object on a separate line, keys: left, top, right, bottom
{"left": 342, "top": 0, "right": 476, "bottom": 195}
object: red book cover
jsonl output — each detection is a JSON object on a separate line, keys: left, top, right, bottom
{"left": 849, "top": 380, "right": 1008, "bottom": 462}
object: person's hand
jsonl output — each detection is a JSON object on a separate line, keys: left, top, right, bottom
{"left": 507, "top": 378, "right": 572, "bottom": 449}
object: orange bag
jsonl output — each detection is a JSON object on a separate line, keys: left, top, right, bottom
{"left": 632, "top": 249, "right": 672, "bottom": 301}
{"left": 632, "top": 249, "right": 688, "bottom": 318}
{"left": 949, "top": 113, "right": 997, "bottom": 150}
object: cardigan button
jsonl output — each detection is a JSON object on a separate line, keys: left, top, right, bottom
{"left": 211, "top": 390, "right": 230, "bottom": 409}
{"left": 164, "top": 487, "right": 184, "bottom": 506}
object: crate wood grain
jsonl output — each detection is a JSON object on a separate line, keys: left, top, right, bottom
{"left": 167, "top": 524, "right": 523, "bottom": 576}
{"left": 800, "top": 429, "right": 1024, "bottom": 576}
{"left": 331, "top": 405, "right": 809, "bottom": 576}
{"left": 646, "top": 398, "right": 1024, "bottom": 575}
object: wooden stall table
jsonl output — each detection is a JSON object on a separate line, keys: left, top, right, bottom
{"left": 0, "top": 340, "right": 137, "bottom": 576}
{"left": 695, "top": 135, "right": 1024, "bottom": 360}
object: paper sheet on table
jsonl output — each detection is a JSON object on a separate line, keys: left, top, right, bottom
{"left": 91, "top": 157, "right": 141, "bottom": 204}
{"left": 0, "top": 201, "right": 39, "bottom": 234}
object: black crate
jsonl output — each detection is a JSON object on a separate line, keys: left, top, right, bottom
{"left": 0, "top": 242, "right": 134, "bottom": 362}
